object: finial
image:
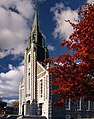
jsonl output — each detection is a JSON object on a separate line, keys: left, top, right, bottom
{"left": 33, "top": 11, "right": 38, "bottom": 27}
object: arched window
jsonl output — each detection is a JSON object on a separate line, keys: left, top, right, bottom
{"left": 28, "top": 54, "right": 30, "bottom": 63}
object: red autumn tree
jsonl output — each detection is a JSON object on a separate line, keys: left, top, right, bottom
{"left": 47, "top": 3, "right": 94, "bottom": 105}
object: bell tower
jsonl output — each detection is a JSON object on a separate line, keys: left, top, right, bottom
{"left": 28, "top": 11, "right": 49, "bottom": 62}
{"left": 24, "top": 11, "right": 49, "bottom": 116}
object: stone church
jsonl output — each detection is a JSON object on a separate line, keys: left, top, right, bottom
{"left": 19, "top": 12, "right": 51, "bottom": 119}
{"left": 19, "top": 12, "right": 94, "bottom": 119}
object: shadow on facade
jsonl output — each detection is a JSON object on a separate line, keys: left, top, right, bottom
{"left": 21, "top": 99, "right": 46, "bottom": 118}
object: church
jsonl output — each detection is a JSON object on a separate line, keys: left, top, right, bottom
{"left": 19, "top": 12, "right": 52, "bottom": 119}
{"left": 19, "top": 12, "right": 94, "bottom": 119}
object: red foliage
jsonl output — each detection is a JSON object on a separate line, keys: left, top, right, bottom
{"left": 47, "top": 3, "right": 94, "bottom": 106}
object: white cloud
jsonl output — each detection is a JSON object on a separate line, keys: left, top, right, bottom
{"left": 8, "top": 64, "right": 14, "bottom": 70}
{"left": 51, "top": 3, "right": 79, "bottom": 40}
{"left": 0, "top": 0, "right": 46, "bottom": 99}
{"left": 87, "top": 0, "right": 94, "bottom": 3}
{"left": 0, "top": 0, "right": 35, "bottom": 58}
{"left": 0, "top": 50, "right": 10, "bottom": 58}
{"left": 0, "top": 64, "right": 24, "bottom": 97}
{"left": 0, "top": 0, "right": 46, "bottom": 59}
{"left": 47, "top": 45, "right": 55, "bottom": 51}
{"left": 3, "top": 99, "right": 18, "bottom": 105}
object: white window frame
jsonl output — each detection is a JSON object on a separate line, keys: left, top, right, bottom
{"left": 86, "top": 100, "right": 90, "bottom": 111}
{"left": 65, "top": 98, "right": 71, "bottom": 110}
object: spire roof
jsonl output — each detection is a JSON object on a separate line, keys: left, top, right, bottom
{"left": 27, "top": 11, "right": 49, "bottom": 61}
{"left": 32, "top": 11, "right": 39, "bottom": 32}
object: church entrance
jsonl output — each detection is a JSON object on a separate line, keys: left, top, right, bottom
{"left": 26, "top": 100, "right": 30, "bottom": 115}
{"left": 38, "top": 103, "right": 43, "bottom": 115}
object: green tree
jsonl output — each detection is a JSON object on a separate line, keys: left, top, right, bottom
{"left": 12, "top": 101, "right": 19, "bottom": 108}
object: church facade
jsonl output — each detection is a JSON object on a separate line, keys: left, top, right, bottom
{"left": 19, "top": 12, "right": 94, "bottom": 119}
{"left": 19, "top": 12, "right": 52, "bottom": 119}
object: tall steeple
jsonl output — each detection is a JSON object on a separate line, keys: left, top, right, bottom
{"left": 27, "top": 11, "right": 49, "bottom": 62}
{"left": 28, "top": 11, "right": 39, "bottom": 46}
{"left": 32, "top": 11, "right": 39, "bottom": 33}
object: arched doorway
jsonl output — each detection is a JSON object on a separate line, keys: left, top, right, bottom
{"left": 26, "top": 100, "right": 30, "bottom": 115}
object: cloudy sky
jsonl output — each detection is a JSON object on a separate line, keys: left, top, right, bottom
{"left": 0, "top": 0, "right": 94, "bottom": 104}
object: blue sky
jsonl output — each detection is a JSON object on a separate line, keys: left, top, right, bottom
{"left": 0, "top": 0, "right": 93, "bottom": 104}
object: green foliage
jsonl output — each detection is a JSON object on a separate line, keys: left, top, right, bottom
{"left": 12, "top": 101, "right": 19, "bottom": 108}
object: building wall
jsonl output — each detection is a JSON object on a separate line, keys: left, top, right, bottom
{"left": 37, "top": 62, "right": 50, "bottom": 119}
{"left": 19, "top": 50, "right": 50, "bottom": 119}
{"left": 19, "top": 80, "right": 25, "bottom": 115}
{"left": 52, "top": 98, "right": 94, "bottom": 119}
{"left": 19, "top": 53, "right": 94, "bottom": 119}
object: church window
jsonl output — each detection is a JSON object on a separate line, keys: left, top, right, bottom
{"left": 28, "top": 54, "right": 30, "bottom": 63}
{"left": 28, "top": 69, "right": 30, "bottom": 90}
{"left": 65, "top": 98, "right": 71, "bottom": 110}
{"left": 44, "top": 77, "right": 45, "bottom": 100}
{"left": 40, "top": 80, "right": 43, "bottom": 98}
{"left": 34, "top": 46, "right": 36, "bottom": 51}
{"left": 28, "top": 68, "right": 30, "bottom": 77}
{"left": 77, "top": 99, "right": 81, "bottom": 111}
{"left": 46, "top": 75, "right": 48, "bottom": 99}
{"left": 28, "top": 72, "right": 30, "bottom": 76}
{"left": 92, "top": 101, "right": 94, "bottom": 110}
{"left": 86, "top": 100, "right": 90, "bottom": 111}
{"left": 38, "top": 103, "right": 42, "bottom": 115}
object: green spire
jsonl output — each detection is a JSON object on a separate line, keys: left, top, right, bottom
{"left": 27, "top": 11, "right": 49, "bottom": 61}
{"left": 32, "top": 11, "right": 39, "bottom": 33}
{"left": 28, "top": 11, "right": 39, "bottom": 47}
